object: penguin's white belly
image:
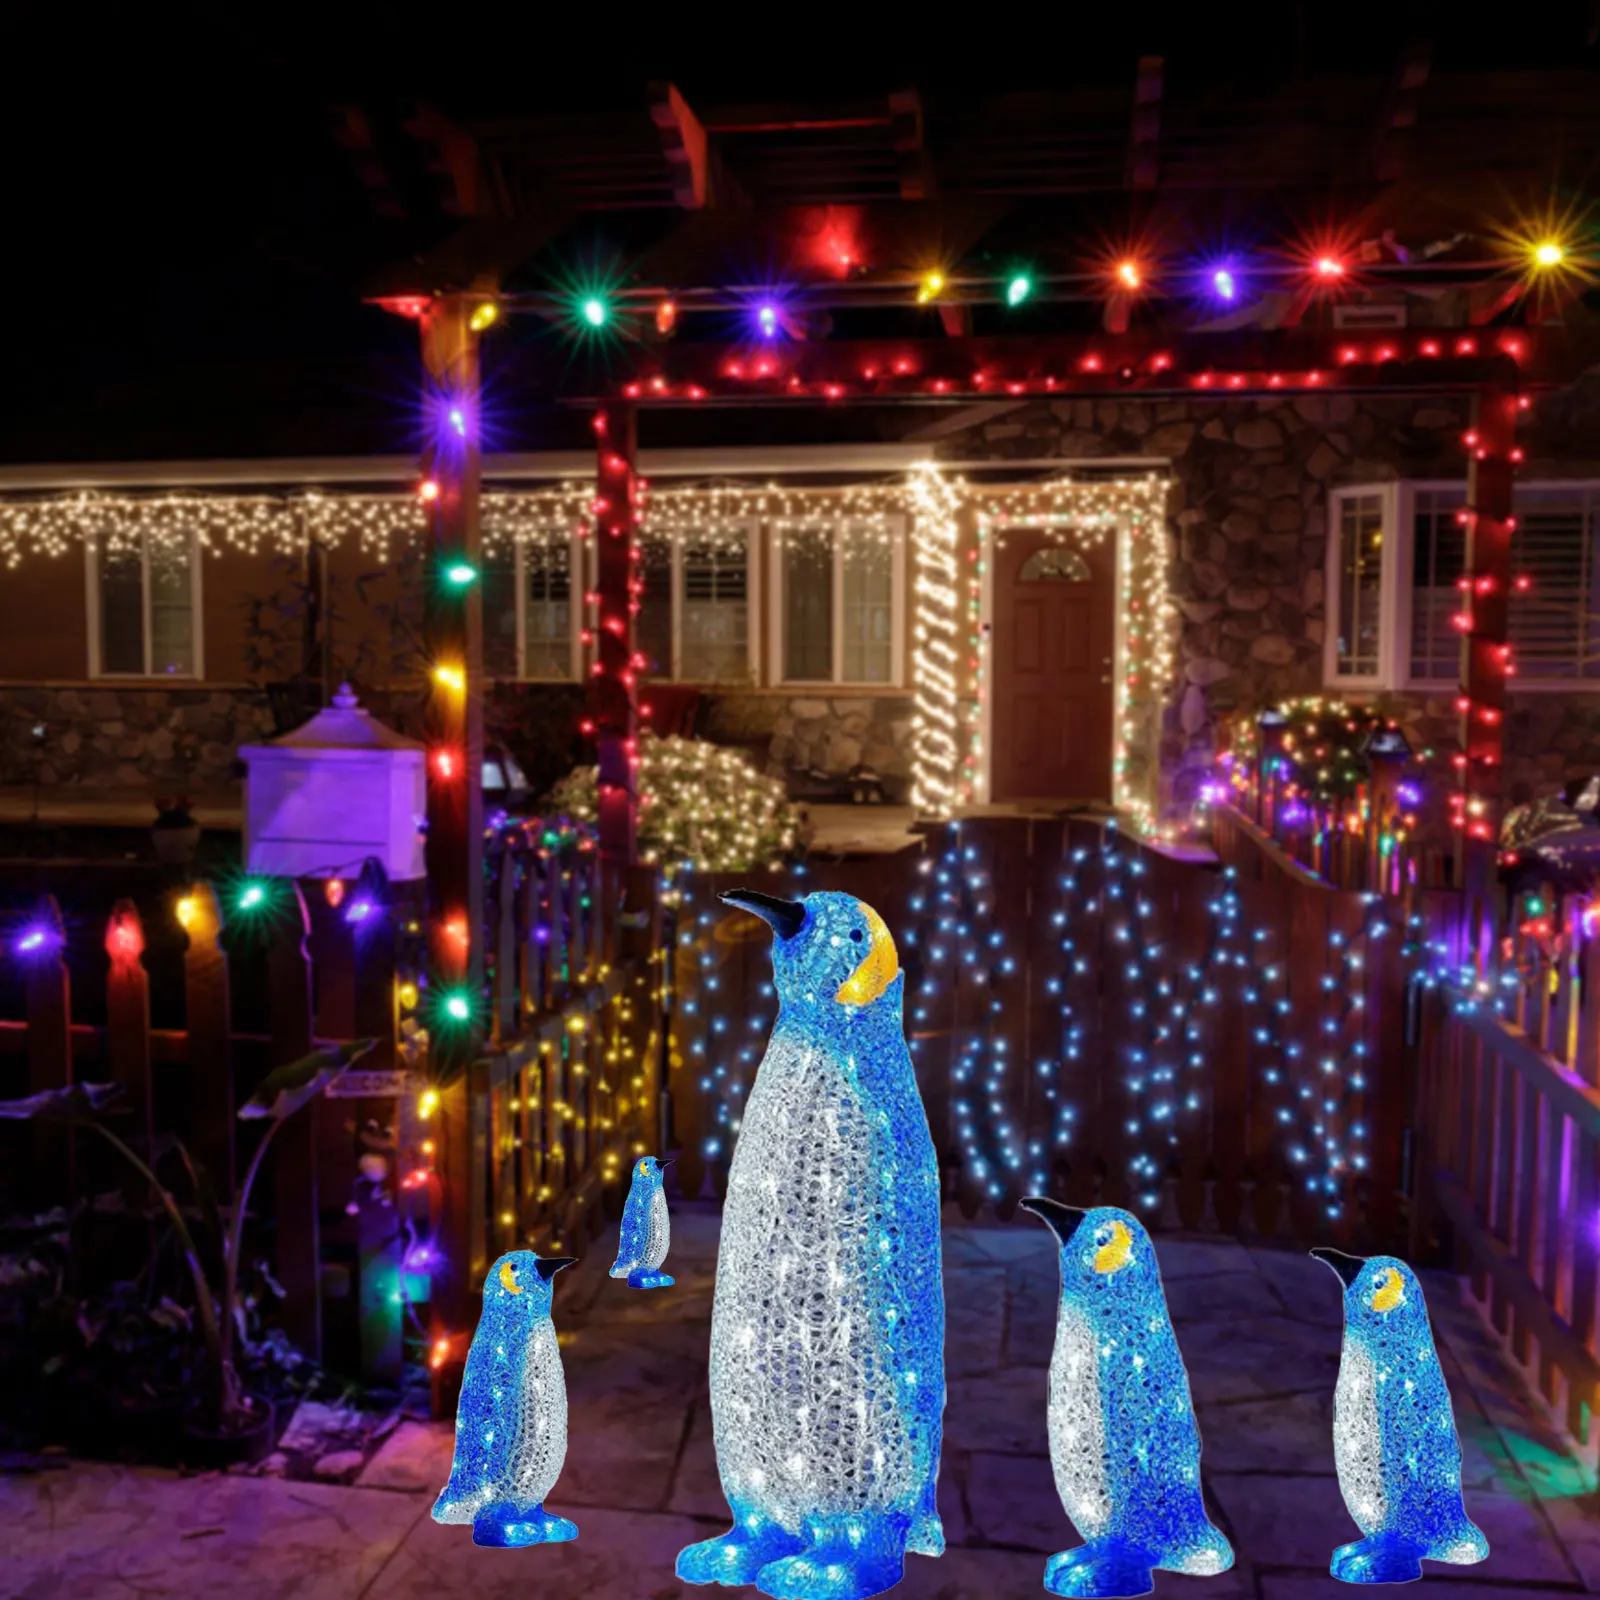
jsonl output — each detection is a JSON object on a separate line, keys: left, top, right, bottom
{"left": 506, "top": 1320, "right": 568, "bottom": 1506}
{"left": 709, "top": 1034, "right": 912, "bottom": 1526}
{"left": 1047, "top": 1308, "right": 1112, "bottom": 1539}
{"left": 1332, "top": 1344, "right": 1386, "bottom": 1535}
{"left": 645, "top": 1185, "right": 671, "bottom": 1269}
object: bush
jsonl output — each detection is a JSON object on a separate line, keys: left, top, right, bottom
{"left": 545, "top": 733, "right": 797, "bottom": 876}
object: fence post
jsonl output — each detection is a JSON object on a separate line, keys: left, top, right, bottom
{"left": 268, "top": 882, "right": 320, "bottom": 1362}
{"left": 104, "top": 901, "right": 153, "bottom": 1199}
{"left": 181, "top": 885, "right": 234, "bottom": 1204}
{"left": 22, "top": 896, "right": 72, "bottom": 1206}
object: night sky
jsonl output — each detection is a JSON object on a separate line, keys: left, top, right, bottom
{"left": 2, "top": 3, "right": 1596, "bottom": 464}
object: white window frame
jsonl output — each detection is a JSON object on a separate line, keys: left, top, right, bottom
{"left": 511, "top": 532, "right": 585, "bottom": 682}
{"left": 85, "top": 530, "right": 205, "bottom": 680}
{"left": 1326, "top": 479, "right": 1600, "bottom": 694}
{"left": 767, "top": 514, "right": 906, "bottom": 689}
{"left": 1323, "top": 482, "right": 1402, "bottom": 690}
{"left": 658, "top": 519, "right": 762, "bottom": 684}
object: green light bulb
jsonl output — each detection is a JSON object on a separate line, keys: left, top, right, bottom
{"left": 1006, "top": 273, "right": 1032, "bottom": 307}
{"left": 445, "top": 992, "right": 471, "bottom": 1022}
{"left": 238, "top": 883, "right": 265, "bottom": 910}
{"left": 582, "top": 296, "right": 608, "bottom": 328}
{"left": 445, "top": 562, "right": 477, "bottom": 587}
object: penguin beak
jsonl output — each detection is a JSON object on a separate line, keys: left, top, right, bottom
{"left": 722, "top": 890, "right": 806, "bottom": 941}
{"left": 1019, "top": 1196, "right": 1088, "bottom": 1246}
{"left": 658, "top": 1157, "right": 676, "bottom": 1168}
{"left": 1310, "top": 1247, "right": 1366, "bottom": 1288}
{"left": 533, "top": 1256, "right": 578, "bottom": 1282}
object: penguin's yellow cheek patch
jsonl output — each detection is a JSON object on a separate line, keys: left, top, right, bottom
{"left": 1093, "top": 1220, "right": 1134, "bottom": 1275}
{"left": 498, "top": 1261, "right": 523, "bottom": 1296}
{"left": 1369, "top": 1268, "right": 1405, "bottom": 1313}
{"left": 835, "top": 909, "right": 899, "bottom": 1006}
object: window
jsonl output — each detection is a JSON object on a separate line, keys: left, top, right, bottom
{"left": 88, "top": 533, "right": 201, "bottom": 677}
{"left": 489, "top": 538, "right": 580, "bottom": 681}
{"left": 773, "top": 521, "right": 902, "bottom": 686}
{"left": 1326, "top": 482, "right": 1600, "bottom": 691}
{"left": 634, "top": 527, "right": 756, "bottom": 684}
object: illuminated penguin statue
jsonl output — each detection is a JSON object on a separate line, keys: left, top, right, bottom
{"left": 1312, "top": 1249, "right": 1489, "bottom": 1584}
{"left": 677, "top": 890, "right": 944, "bottom": 1600}
{"left": 432, "top": 1250, "right": 578, "bottom": 1547}
{"left": 1019, "top": 1199, "right": 1233, "bottom": 1598}
{"left": 611, "top": 1154, "right": 675, "bottom": 1289}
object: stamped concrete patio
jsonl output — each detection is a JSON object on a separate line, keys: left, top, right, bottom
{"left": 7, "top": 1205, "right": 1600, "bottom": 1600}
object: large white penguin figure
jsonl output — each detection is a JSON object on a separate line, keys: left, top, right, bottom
{"left": 677, "top": 890, "right": 944, "bottom": 1600}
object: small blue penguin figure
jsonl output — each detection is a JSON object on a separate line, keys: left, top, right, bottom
{"left": 432, "top": 1250, "right": 578, "bottom": 1547}
{"left": 677, "top": 890, "right": 944, "bottom": 1600}
{"left": 1312, "top": 1248, "right": 1489, "bottom": 1584}
{"left": 611, "top": 1154, "right": 675, "bottom": 1288}
{"left": 1019, "top": 1198, "right": 1233, "bottom": 1598}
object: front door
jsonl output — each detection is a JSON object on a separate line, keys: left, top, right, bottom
{"left": 990, "top": 530, "right": 1115, "bottom": 804}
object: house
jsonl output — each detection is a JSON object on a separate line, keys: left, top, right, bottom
{"left": 4, "top": 63, "right": 1600, "bottom": 839}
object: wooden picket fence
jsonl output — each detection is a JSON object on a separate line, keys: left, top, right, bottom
{"left": 666, "top": 813, "right": 1417, "bottom": 1253}
{"left": 1410, "top": 862, "right": 1600, "bottom": 1445}
{"left": 0, "top": 864, "right": 417, "bottom": 1381}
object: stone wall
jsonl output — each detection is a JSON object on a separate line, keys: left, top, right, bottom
{"left": 701, "top": 692, "right": 915, "bottom": 802}
{"left": 0, "top": 684, "right": 275, "bottom": 792}
{"left": 935, "top": 394, "right": 1471, "bottom": 810}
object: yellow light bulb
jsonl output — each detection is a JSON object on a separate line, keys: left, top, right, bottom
{"left": 916, "top": 270, "right": 945, "bottom": 304}
{"left": 1533, "top": 240, "right": 1564, "bottom": 268}
{"left": 176, "top": 895, "right": 198, "bottom": 929}
{"left": 397, "top": 981, "right": 419, "bottom": 1011}
{"left": 433, "top": 664, "right": 465, "bottom": 692}
{"left": 469, "top": 302, "right": 499, "bottom": 331}
{"left": 419, "top": 1088, "right": 440, "bottom": 1120}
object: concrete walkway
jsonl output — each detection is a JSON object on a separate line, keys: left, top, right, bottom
{"left": 7, "top": 1206, "right": 1600, "bottom": 1599}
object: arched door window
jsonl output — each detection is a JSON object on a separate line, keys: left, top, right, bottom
{"left": 1017, "top": 545, "right": 1092, "bottom": 582}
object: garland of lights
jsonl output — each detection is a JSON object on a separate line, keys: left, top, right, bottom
{"left": 3, "top": 471, "right": 1177, "bottom": 833}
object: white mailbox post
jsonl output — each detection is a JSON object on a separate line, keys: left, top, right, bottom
{"left": 240, "top": 684, "right": 426, "bottom": 882}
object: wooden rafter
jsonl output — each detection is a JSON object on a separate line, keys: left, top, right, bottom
{"left": 889, "top": 88, "right": 933, "bottom": 201}
{"left": 649, "top": 82, "right": 746, "bottom": 209}
{"left": 1127, "top": 56, "right": 1163, "bottom": 191}
{"left": 1372, "top": 39, "right": 1433, "bottom": 182}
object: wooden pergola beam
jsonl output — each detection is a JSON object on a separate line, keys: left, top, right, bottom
{"left": 650, "top": 82, "right": 747, "bottom": 209}
{"left": 578, "top": 329, "right": 1543, "bottom": 406}
{"left": 889, "top": 87, "right": 933, "bottom": 200}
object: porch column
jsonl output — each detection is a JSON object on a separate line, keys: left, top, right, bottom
{"left": 1455, "top": 381, "right": 1519, "bottom": 928}
{"left": 420, "top": 295, "right": 486, "bottom": 1065}
{"left": 590, "top": 402, "right": 639, "bottom": 867}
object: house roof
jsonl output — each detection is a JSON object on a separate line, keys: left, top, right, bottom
{"left": 6, "top": 15, "right": 1600, "bottom": 465}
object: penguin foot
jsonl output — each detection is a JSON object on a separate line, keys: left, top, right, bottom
{"left": 1331, "top": 1535, "right": 1424, "bottom": 1584}
{"left": 906, "top": 1510, "right": 944, "bottom": 1557}
{"left": 1044, "top": 1542, "right": 1155, "bottom": 1598}
{"left": 677, "top": 1516, "right": 807, "bottom": 1586}
{"left": 1427, "top": 1521, "right": 1489, "bottom": 1566}
{"left": 754, "top": 1519, "right": 907, "bottom": 1600}
{"left": 471, "top": 1501, "right": 578, "bottom": 1547}
{"left": 627, "top": 1267, "right": 675, "bottom": 1289}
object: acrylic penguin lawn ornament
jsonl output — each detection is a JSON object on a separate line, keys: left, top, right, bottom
{"left": 1312, "top": 1248, "right": 1489, "bottom": 1584}
{"left": 432, "top": 1250, "right": 579, "bottom": 1547}
{"left": 677, "top": 890, "right": 944, "bottom": 1600}
{"left": 611, "top": 1154, "right": 675, "bottom": 1288}
{"left": 1019, "top": 1198, "right": 1234, "bottom": 1598}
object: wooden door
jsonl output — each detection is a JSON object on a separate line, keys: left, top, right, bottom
{"left": 990, "top": 531, "right": 1115, "bottom": 803}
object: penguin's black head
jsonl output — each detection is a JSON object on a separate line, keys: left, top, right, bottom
{"left": 1312, "top": 1248, "right": 1426, "bottom": 1330}
{"left": 1019, "top": 1199, "right": 1159, "bottom": 1304}
{"left": 721, "top": 889, "right": 900, "bottom": 1013}
{"left": 482, "top": 1249, "right": 576, "bottom": 1318}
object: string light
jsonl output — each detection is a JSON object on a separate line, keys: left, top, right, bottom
{"left": 916, "top": 270, "right": 945, "bottom": 304}
{"left": 1006, "top": 272, "right": 1033, "bottom": 306}
{"left": 468, "top": 302, "right": 499, "bottom": 332}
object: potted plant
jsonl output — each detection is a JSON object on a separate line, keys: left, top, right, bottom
{"left": 0, "top": 1038, "right": 377, "bottom": 1464}
{"left": 151, "top": 794, "right": 201, "bottom": 867}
